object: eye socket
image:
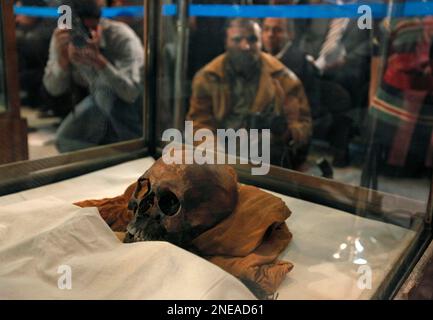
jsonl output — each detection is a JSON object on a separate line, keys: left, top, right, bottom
{"left": 158, "top": 191, "right": 181, "bottom": 216}
{"left": 231, "top": 35, "right": 258, "bottom": 44}
{"left": 247, "top": 35, "right": 258, "bottom": 43}
{"left": 231, "top": 36, "right": 242, "bottom": 44}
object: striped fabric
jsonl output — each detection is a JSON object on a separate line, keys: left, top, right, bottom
{"left": 319, "top": 18, "right": 350, "bottom": 58}
{"left": 315, "top": 17, "right": 350, "bottom": 71}
{"left": 369, "top": 17, "right": 433, "bottom": 168}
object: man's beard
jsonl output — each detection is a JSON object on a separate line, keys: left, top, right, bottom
{"left": 226, "top": 50, "right": 260, "bottom": 79}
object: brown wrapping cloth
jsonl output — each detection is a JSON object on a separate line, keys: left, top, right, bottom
{"left": 75, "top": 183, "right": 136, "bottom": 232}
{"left": 75, "top": 183, "right": 293, "bottom": 297}
{"left": 192, "top": 185, "right": 293, "bottom": 296}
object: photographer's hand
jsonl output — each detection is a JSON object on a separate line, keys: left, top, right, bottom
{"left": 68, "top": 43, "right": 84, "bottom": 65}
{"left": 68, "top": 28, "right": 107, "bottom": 70}
{"left": 54, "top": 29, "right": 71, "bottom": 70}
{"left": 84, "top": 29, "right": 108, "bottom": 69}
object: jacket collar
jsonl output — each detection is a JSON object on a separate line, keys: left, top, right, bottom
{"left": 202, "top": 52, "right": 288, "bottom": 118}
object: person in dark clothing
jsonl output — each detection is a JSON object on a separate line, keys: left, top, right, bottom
{"left": 296, "top": 2, "right": 371, "bottom": 112}
{"left": 262, "top": 17, "right": 320, "bottom": 118}
{"left": 262, "top": 17, "right": 353, "bottom": 167}
{"left": 15, "top": 0, "right": 56, "bottom": 109}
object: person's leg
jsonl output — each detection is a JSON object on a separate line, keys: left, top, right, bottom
{"left": 320, "top": 80, "right": 353, "bottom": 167}
{"left": 96, "top": 93, "right": 143, "bottom": 143}
{"left": 56, "top": 96, "right": 109, "bottom": 152}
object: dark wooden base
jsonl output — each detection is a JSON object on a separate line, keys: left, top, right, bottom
{"left": 0, "top": 117, "right": 29, "bottom": 165}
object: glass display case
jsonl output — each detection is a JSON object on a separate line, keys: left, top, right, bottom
{"left": 0, "top": 0, "right": 28, "bottom": 165}
{"left": 0, "top": 10, "right": 6, "bottom": 113}
{"left": 153, "top": 0, "right": 433, "bottom": 298}
{"left": 0, "top": 0, "right": 432, "bottom": 300}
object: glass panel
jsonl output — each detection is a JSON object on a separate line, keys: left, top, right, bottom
{"left": 156, "top": 0, "right": 431, "bottom": 299}
{"left": 14, "top": 0, "right": 145, "bottom": 160}
{"left": 0, "top": 0, "right": 430, "bottom": 300}
{"left": 363, "top": 2, "right": 433, "bottom": 202}
{"left": 157, "top": 0, "right": 432, "bottom": 203}
{"left": 159, "top": 0, "right": 373, "bottom": 180}
{"left": 157, "top": 0, "right": 178, "bottom": 137}
{"left": 0, "top": 12, "right": 6, "bottom": 113}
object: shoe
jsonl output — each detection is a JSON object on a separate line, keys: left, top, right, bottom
{"left": 316, "top": 158, "right": 334, "bottom": 178}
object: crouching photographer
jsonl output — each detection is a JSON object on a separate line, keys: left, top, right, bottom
{"left": 43, "top": 0, "right": 144, "bottom": 152}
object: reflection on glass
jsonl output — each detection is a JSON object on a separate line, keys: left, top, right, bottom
{"left": 154, "top": 2, "right": 431, "bottom": 299}
{"left": 186, "top": 18, "right": 311, "bottom": 170}
{"left": 0, "top": 12, "right": 6, "bottom": 113}
{"left": 333, "top": 236, "right": 368, "bottom": 265}
{"left": 17, "top": 0, "right": 145, "bottom": 158}
{"left": 157, "top": 1, "right": 432, "bottom": 202}
{"left": 163, "top": 2, "right": 374, "bottom": 181}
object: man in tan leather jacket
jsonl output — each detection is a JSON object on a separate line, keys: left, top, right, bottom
{"left": 187, "top": 19, "right": 312, "bottom": 169}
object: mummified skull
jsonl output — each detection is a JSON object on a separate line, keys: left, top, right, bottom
{"left": 124, "top": 158, "right": 239, "bottom": 247}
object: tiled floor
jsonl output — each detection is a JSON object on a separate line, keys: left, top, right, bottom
{"left": 22, "top": 106, "right": 60, "bottom": 160}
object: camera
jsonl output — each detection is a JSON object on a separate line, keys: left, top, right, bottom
{"left": 70, "top": 14, "right": 91, "bottom": 48}
{"left": 246, "top": 111, "right": 287, "bottom": 136}
{"left": 246, "top": 111, "right": 299, "bottom": 169}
